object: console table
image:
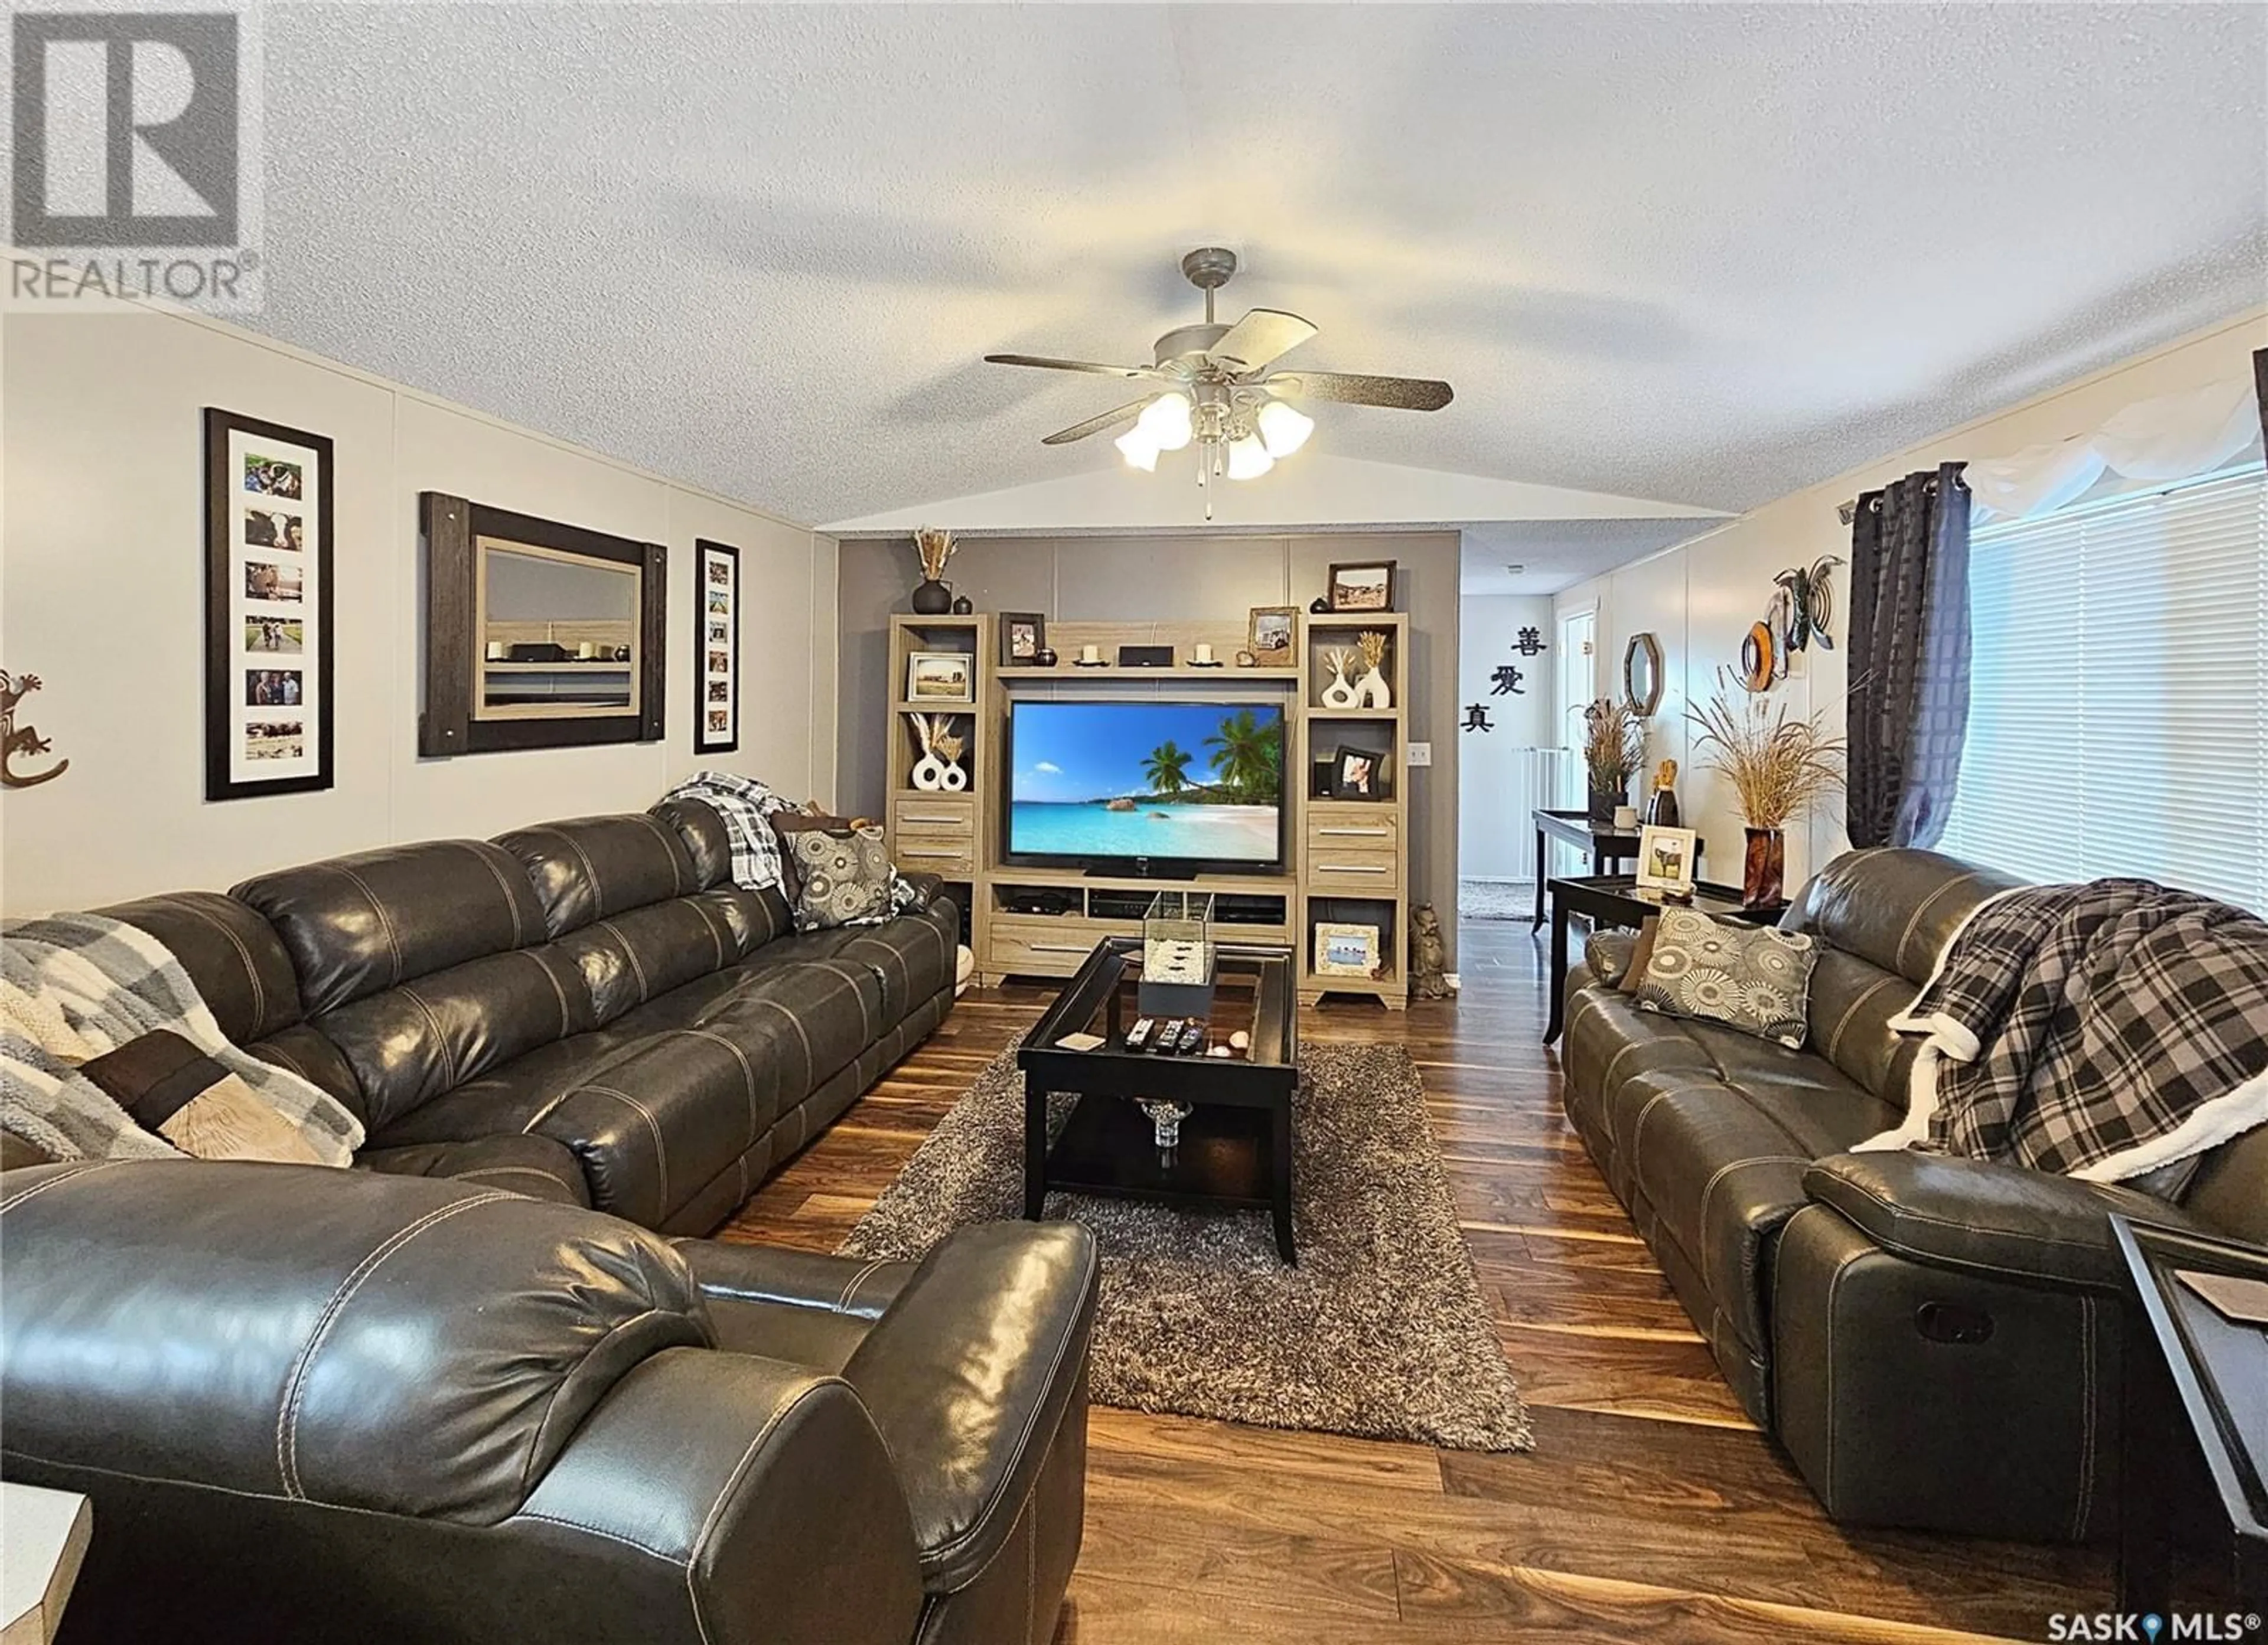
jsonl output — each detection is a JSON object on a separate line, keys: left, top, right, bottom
{"left": 1529, "top": 809, "right": 1703, "bottom": 926}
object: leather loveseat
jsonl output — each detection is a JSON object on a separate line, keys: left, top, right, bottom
{"left": 93, "top": 797, "right": 959, "bottom": 1232}
{"left": 1560, "top": 847, "right": 2268, "bottom": 1542}
{"left": 0, "top": 1158, "right": 1097, "bottom": 1644}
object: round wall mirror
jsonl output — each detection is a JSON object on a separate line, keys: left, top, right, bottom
{"left": 1623, "top": 632, "right": 1664, "bottom": 715}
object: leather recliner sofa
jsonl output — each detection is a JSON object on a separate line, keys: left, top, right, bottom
{"left": 93, "top": 797, "right": 960, "bottom": 1232}
{"left": 0, "top": 1158, "right": 1097, "bottom": 1644}
{"left": 1560, "top": 847, "right": 2268, "bottom": 1542}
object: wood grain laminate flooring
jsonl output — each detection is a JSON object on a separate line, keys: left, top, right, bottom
{"left": 720, "top": 923, "right": 2111, "bottom": 1640}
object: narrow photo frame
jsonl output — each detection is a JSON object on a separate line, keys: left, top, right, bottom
{"left": 694, "top": 538, "right": 740, "bottom": 754}
{"left": 205, "top": 409, "right": 335, "bottom": 801}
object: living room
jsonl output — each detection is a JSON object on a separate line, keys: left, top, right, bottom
{"left": 3, "top": 6, "right": 2266, "bottom": 1642}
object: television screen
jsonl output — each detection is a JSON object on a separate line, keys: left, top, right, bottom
{"left": 1006, "top": 700, "right": 1286, "bottom": 870}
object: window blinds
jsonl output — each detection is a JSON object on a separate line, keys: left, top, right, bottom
{"left": 1938, "top": 464, "right": 2268, "bottom": 913}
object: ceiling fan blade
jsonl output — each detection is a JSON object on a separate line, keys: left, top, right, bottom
{"left": 1208, "top": 308, "right": 1318, "bottom": 372}
{"left": 1267, "top": 370, "right": 1454, "bottom": 412}
{"left": 985, "top": 352, "right": 1161, "bottom": 379}
{"left": 1041, "top": 400, "right": 1149, "bottom": 446}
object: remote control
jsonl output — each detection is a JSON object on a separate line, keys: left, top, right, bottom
{"left": 1177, "top": 1021, "right": 1207, "bottom": 1055}
{"left": 1153, "top": 1019, "right": 1187, "bottom": 1055}
{"left": 1125, "top": 1017, "right": 1156, "bottom": 1051}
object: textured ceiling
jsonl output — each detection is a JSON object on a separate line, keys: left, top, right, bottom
{"left": 1459, "top": 520, "right": 1715, "bottom": 597}
{"left": 249, "top": 4, "right": 2268, "bottom": 527}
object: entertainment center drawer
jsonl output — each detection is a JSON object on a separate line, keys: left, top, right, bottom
{"left": 988, "top": 927, "right": 1104, "bottom": 975}
{"left": 891, "top": 795, "right": 975, "bottom": 831}
{"left": 1305, "top": 813, "right": 1399, "bottom": 853}
{"left": 1309, "top": 847, "right": 1400, "bottom": 884}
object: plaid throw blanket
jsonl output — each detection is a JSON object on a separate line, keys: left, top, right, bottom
{"left": 2, "top": 912, "right": 364, "bottom": 1165}
{"left": 1856, "top": 880, "right": 2268, "bottom": 1181}
{"left": 659, "top": 770, "right": 922, "bottom": 929}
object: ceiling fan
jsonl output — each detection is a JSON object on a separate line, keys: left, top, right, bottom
{"left": 984, "top": 247, "right": 1453, "bottom": 515}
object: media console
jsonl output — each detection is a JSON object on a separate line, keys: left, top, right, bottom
{"left": 884, "top": 613, "right": 1410, "bottom": 1008}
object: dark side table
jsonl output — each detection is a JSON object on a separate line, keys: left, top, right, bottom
{"left": 1530, "top": 809, "right": 1703, "bottom": 927}
{"left": 2109, "top": 1216, "right": 2268, "bottom": 1613}
{"left": 1542, "top": 876, "right": 1787, "bottom": 1045}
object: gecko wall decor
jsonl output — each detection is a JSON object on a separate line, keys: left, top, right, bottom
{"left": 1, "top": 671, "right": 70, "bottom": 788}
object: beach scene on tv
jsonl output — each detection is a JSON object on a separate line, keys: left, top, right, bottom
{"left": 1009, "top": 701, "right": 1284, "bottom": 863}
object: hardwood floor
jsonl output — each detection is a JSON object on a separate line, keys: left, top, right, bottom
{"left": 721, "top": 921, "right": 2111, "bottom": 1641}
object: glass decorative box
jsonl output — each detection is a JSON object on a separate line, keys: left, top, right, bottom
{"left": 1138, "top": 890, "right": 1216, "bottom": 1019}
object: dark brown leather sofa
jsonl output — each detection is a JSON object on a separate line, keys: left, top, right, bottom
{"left": 1, "top": 1159, "right": 1096, "bottom": 1644}
{"left": 1560, "top": 847, "right": 2268, "bottom": 1542}
{"left": 98, "top": 797, "right": 960, "bottom": 1232}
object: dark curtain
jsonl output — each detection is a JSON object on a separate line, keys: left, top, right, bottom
{"left": 2253, "top": 347, "right": 2267, "bottom": 447}
{"left": 1846, "top": 462, "right": 1971, "bottom": 849}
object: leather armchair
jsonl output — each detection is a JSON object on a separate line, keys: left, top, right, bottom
{"left": 0, "top": 1160, "right": 1095, "bottom": 1645}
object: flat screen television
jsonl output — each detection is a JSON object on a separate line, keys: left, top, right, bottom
{"left": 1003, "top": 699, "right": 1287, "bottom": 874}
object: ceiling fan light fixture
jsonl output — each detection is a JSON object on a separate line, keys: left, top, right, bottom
{"left": 1256, "top": 398, "right": 1314, "bottom": 459}
{"left": 1115, "top": 427, "right": 1161, "bottom": 471}
{"left": 1136, "top": 391, "right": 1194, "bottom": 452}
{"left": 1225, "top": 433, "right": 1274, "bottom": 481}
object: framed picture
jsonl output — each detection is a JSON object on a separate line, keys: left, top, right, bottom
{"left": 1328, "top": 560, "right": 1396, "bottom": 612}
{"left": 205, "top": 409, "right": 334, "bottom": 800}
{"left": 999, "top": 611, "right": 1046, "bottom": 667}
{"left": 1635, "top": 825, "right": 1698, "bottom": 896}
{"left": 1329, "top": 746, "right": 1381, "bottom": 799}
{"left": 907, "top": 651, "right": 974, "bottom": 704}
{"left": 1247, "top": 605, "right": 1296, "bottom": 662}
{"left": 693, "top": 539, "right": 739, "bottom": 754}
{"left": 1313, "top": 922, "right": 1382, "bottom": 979}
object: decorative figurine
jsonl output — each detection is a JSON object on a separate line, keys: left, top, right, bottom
{"left": 1309, "top": 596, "right": 1331, "bottom": 614}
{"left": 1644, "top": 758, "right": 1682, "bottom": 827}
{"left": 1410, "top": 905, "right": 1452, "bottom": 999}
{"left": 0, "top": 671, "right": 68, "bottom": 788}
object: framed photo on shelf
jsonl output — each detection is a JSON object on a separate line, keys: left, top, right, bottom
{"left": 1327, "top": 559, "right": 1396, "bottom": 612}
{"left": 204, "top": 409, "right": 334, "bottom": 801}
{"left": 999, "top": 611, "right": 1047, "bottom": 667}
{"left": 1247, "top": 605, "right": 1296, "bottom": 662}
{"left": 1313, "top": 922, "right": 1382, "bottom": 979}
{"left": 1329, "top": 746, "right": 1381, "bottom": 799}
{"left": 907, "top": 650, "right": 974, "bottom": 704}
{"left": 1635, "top": 825, "right": 1698, "bottom": 897}
{"left": 694, "top": 538, "right": 739, "bottom": 754}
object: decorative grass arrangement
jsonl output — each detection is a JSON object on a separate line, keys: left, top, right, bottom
{"left": 1580, "top": 698, "right": 1648, "bottom": 794}
{"left": 1686, "top": 676, "right": 1845, "bottom": 831}
{"left": 912, "top": 527, "right": 956, "bottom": 582}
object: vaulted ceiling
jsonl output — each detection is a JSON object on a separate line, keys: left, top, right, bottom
{"left": 249, "top": 4, "right": 2267, "bottom": 528}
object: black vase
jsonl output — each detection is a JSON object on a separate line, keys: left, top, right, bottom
{"left": 1586, "top": 784, "right": 1624, "bottom": 823}
{"left": 950, "top": 594, "right": 973, "bottom": 615}
{"left": 910, "top": 579, "right": 953, "bottom": 615}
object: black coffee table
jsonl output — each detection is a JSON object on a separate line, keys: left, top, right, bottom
{"left": 1018, "top": 936, "right": 1301, "bottom": 1262}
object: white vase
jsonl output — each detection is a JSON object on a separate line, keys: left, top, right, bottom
{"left": 1319, "top": 658, "right": 1359, "bottom": 710}
{"left": 939, "top": 761, "right": 968, "bottom": 792}
{"left": 911, "top": 753, "right": 948, "bottom": 791}
{"left": 1357, "top": 667, "right": 1392, "bottom": 710}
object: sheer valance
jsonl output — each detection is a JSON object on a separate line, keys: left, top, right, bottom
{"left": 1965, "top": 376, "right": 2262, "bottom": 521}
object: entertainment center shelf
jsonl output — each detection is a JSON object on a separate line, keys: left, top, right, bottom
{"left": 883, "top": 611, "right": 1410, "bottom": 1009}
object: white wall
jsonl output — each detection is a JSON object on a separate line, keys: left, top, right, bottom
{"left": 1, "top": 307, "right": 835, "bottom": 914}
{"left": 1455, "top": 592, "right": 1553, "bottom": 880}
{"left": 1553, "top": 308, "right": 2268, "bottom": 897}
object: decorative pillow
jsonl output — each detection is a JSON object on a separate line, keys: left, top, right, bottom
{"left": 78, "top": 1029, "right": 329, "bottom": 1164}
{"left": 772, "top": 819, "right": 898, "bottom": 931}
{"left": 1629, "top": 907, "right": 1820, "bottom": 1047}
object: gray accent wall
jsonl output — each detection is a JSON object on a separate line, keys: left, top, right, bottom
{"left": 837, "top": 532, "right": 1465, "bottom": 964}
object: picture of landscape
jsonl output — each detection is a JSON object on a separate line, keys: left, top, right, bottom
{"left": 1009, "top": 701, "right": 1283, "bottom": 863}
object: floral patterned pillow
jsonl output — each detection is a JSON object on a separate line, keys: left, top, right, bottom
{"left": 1629, "top": 906, "right": 1820, "bottom": 1048}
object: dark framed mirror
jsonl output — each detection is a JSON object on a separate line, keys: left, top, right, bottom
{"left": 1623, "top": 631, "right": 1664, "bottom": 716}
{"left": 419, "top": 493, "right": 665, "bottom": 756}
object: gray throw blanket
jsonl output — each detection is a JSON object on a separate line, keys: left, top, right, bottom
{"left": 659, "top": 769, "right": 921, "bottom": 928}
{"left": 1858, "top": 880, "right": 2268, "bottom": 1181}
{"left": 2, "top": 912, "right": 363, "bottom": 1164}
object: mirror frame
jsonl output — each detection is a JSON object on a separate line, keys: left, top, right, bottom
{"left": 1623, "top": 631, "right": 1664, "bottom": 716}
{"left": 419, "top": 492, "right": 666, "bottom": 756}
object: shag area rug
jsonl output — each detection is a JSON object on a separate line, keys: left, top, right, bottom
{"left": 840, "top": 1041, "right": 1533, "bottom": 1451}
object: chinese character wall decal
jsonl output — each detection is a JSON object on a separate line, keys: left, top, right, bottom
{"left": 1516, "top": 626, "right": 1547, "bottom": 657}
{"left": 1488, "top": 664, "right": 1525, "bottom": 696}
{"left": 1462, "top": 703, "right": 1495, "bottom": 733}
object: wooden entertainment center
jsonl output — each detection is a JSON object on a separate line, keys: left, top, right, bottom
{"left": 884, "top": 611, "right": 1411, "bottom": 1008}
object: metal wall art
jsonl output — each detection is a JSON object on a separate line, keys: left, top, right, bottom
{"left": 0, "top": 671, "right": 68, "bottom": 788}
{"left": 1740, "top": 556, "right": 1844, "bottom": 694}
